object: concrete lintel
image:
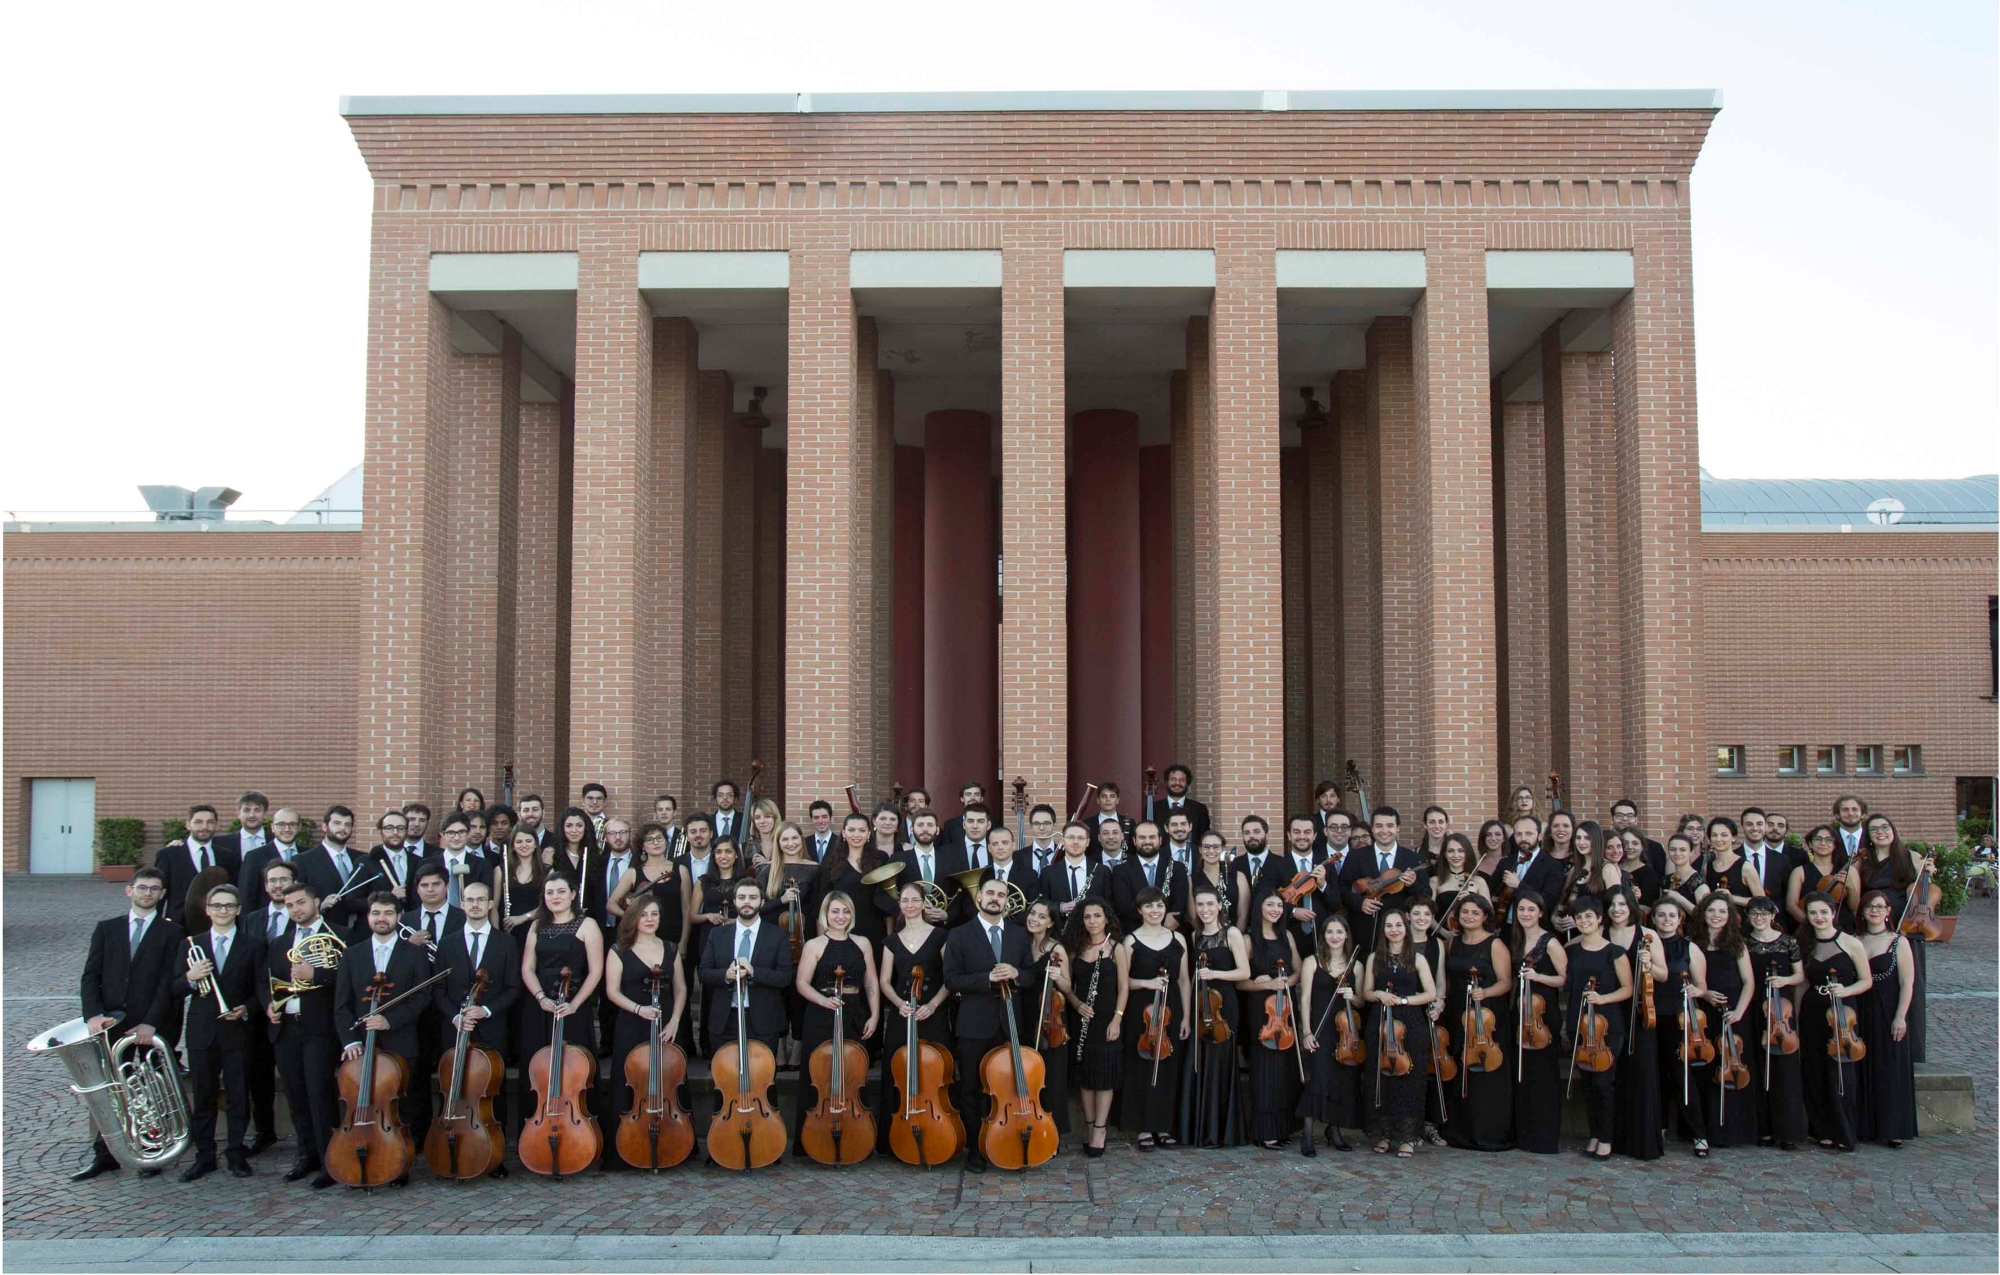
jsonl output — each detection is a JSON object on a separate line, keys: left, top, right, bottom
{"left": 1276, "top": 249, "right": 1426, "bottom": 290}
{"left": 446, "top": 311, "right": 562, "bottom": 401}
{"left": 850, "top": 250, "right": 1002, "bottom": 290}
{"left": 1498, "top": 347, "right": 1544, "bottom": 402}
{"left": 1487, "top": 249, "right": 1634, "bottom": 292}
{"left": 429, "top": 251, "right": 578, "bottom": 293}
{"left": 1560, "top": 307, "right": 1613, "bottom": 352}
{"left": 637, "top": 250, "right": 790, "bottom": 290}
{"left": 1065, "top": 249, "right": 1215, "bottom": 289}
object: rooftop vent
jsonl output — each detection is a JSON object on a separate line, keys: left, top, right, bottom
{"left": 138, "top": 485, "right": 241, "bottom": 522}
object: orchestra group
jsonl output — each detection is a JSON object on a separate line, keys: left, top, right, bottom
{"left": 71, "top": 768, "right": 1938, "bottom": 1187}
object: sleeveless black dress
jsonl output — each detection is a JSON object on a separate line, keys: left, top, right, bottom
{"left": 609, "top": 941, "right": 678, "bottom": 1123}
{"left": 521, "top": 917, "right": 598, "bottom": 1061}
{"left": 884, "top": 927, "right": 951, "bottom": 1045}
{"left": 796, "top": 935, "right": 869, "bottom": 1144}
{"left": 1245, "top": 930, "right": 1303, "bottom": 1142}
{"left": 1657, "top": 934, "right": 1708, "bottom": 1143}
{"left": 1119, "top": 934, "right": 1186, "bottom": 1135}
{"left": 1746, "top": 933, "right": 1808, "bottom": 1145}
{"left": 1021, "top": 941, "right": 1072, "bottom": 1135}
{"left": 1364, "top": 951, "right": 1430, "bottom": 1145}
{"left": 1611, "top": 928, "right": 1662, "bottom": 1160}
{"left": 1801, "top": 937, "right": 1862, "bottom": 1148}
{"left": 1070, "top": 948, "right": 1123, "bottom": 1091}
{"left": 1697, "top": 938, "right": 1757, "bottom": 1147}
{"left": 1182, "top": 928, "right": 1244, "bottom": 1147}
{"left": 1512, "top": 932, "right": 1562, "bottom": 1153}
{"left": 1442, "top": 934, "right": 1512, "bottom": 1151}
{"left": 631, "top": 864, "right": 685, "bottom": 947}
{"left": 1297, "top": 958, "right": 1362, "bottom": 1131}
{"left": 1861, "top": 856, "right": 1927, "bottom": 1062}
{"left": 1858, "top": 940, "right": 1918, "bottom": 1144}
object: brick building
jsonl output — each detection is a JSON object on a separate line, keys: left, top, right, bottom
{"left": 5, "top": 91, "right": 1996, "bottom": 871}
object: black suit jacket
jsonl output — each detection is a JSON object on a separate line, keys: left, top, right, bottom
{"left": 1308, "top": 809, "right": 1353, "bottom": 856}
{"left": 401, "top": 904, "right": 467, "bottom": 961}
{"left": 1744, "top": 845, "right": 1792, "bottom": 902}
{"left": 704, "top": 809, "right": 747, "bottom": 846}
{"left": 942, "top": 917, "right": 1035, "bottom": 1040}
{"left": 892, "top": 844, "right": 973, "bottom": 923}
{"left": 367, "top": 844, "right": 423, "bottom": 902}
{"left": 419, "top": 848, "right": 492, "bottom": 897}
{"left": 430, "top": 926, "right": 522, "bottom": 1052}
{"left": 1500, "top": 850, "right": 1568, "bottom": 910}
{"left": 172, "top": 928, "right": 265, "bottom": 1050}
{"left": 237, "top": 842, "right": 307, "bottom": 903}
{"left": 1257, "top": 848, "right": 1340, "bottom": 932}
{"left": 259, "top": 921, "right": 353, "bottom": 1041}
{"left": 1086, "top": 814, "right": 1137, "bottom": 855}
{"left": 294, "top": 845, "right": 378, "bottom": 929}
{"left": 975, "top": 859, "right": 1046, "bottom": 915}
{"left": 1109, "top": 855, "right": 1190, "bottom": 933}
{"left": 1155, "top": 796, "right": 1211, "bottom": 846}
{"left": 1040, "top": 855, "right": 1109, "bottom": 913}
{"left": 80, "top": 912, "right": 185, "bottom": 1035}
{"left": 1338, "top": 845, "right": 1432, "bottom": 947}
{"left": 158, "top": 842, "right": 243, "bottom": 924}
{"left": 336, "top": 936, "right": 432, "bottom": 1055}
{"left": 697, "top": 921, "right": 793, "bottom": 1041}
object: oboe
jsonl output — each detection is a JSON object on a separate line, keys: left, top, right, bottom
{"left": 1075, "top": 957, "right": 1102, "bottom": 1064}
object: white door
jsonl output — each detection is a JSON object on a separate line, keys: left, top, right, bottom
{"left": 29, "top": 778, "right": 96, "bottom": 874}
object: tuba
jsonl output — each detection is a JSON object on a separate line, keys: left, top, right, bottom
{"left": 26, "top": 1016, "right": 190, "bottom": 1170}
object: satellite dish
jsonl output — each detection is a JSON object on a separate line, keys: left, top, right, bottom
{"left": 1865, "top": 497, "right": 1905, "bottom": 526}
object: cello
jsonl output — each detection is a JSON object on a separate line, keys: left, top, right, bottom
{"left": 326, "top": 973, "right": 414, "bottom": 1189}
{"left": 801, "top": 966, "right": 874, "bottom": 1165}
{"left": 424, "top": 969, "right": 503, "bottom": 1181}
{"left": 707, "top": 955, "right": 787, "bottom": 1170}
{"left": 614, "top": 965, "right": 694, "bottom": 1170}
{"left": 888, "top": 966, "right": 964, "bottom": 1168}
{"left": 519, "top": 968, "right": 601, "bottom": 1177}
{"left": 976, "top": 978, "right": 1058, "bottom": 1171}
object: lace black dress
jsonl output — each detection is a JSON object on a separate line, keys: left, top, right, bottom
{"left": 1245, "top": 929, "right": 1303, "bottom": 1143}
{"left": 1119, "top": 934, "right": 1186, "bottom": 1136}
{"left": 1364, "top": 950, "right": 1431, "bottom": 1146}
{"left": 1442, "top": 934, "right": 1512, "bottom": 1151}
{"left": 1181, "top": 928, "right": 1243, "bottom": 1148}
{"left": 1801, "top": 937, "right": 1862, "bottom": 1148}
{"left": 1858, "top": 940, "right": 1918, "bottom": 1144}
{"left": 1746, "top": 932, "right": 1808, "bottom": 1146}
{"left": 1512, "top": 931, "right": 1563, "bottom": 1154}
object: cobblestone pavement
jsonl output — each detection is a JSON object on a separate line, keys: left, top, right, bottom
{"left": 6, "top": 876, "right": 1994, "bottom": 1241}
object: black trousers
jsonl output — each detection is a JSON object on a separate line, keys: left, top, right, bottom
{"left": 406, "top": 1012, "right": 439, "bottom": 1143}
{"left": 956, "top": 1034, "right": 1002, "bottom": 1163}
{"left": 1578, "top": 1066, "right": 1617, "bottom": 1143}
{"left": 275, "top": 1023, "right": 340, "bottom": 1163}
{"left": 188, "top": 1041, "right": 250, "bottom": 1163}
{"left": 246, "top": 1021, "right": 279, "bottom": 1140}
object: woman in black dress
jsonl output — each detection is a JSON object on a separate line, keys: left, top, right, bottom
{"left": 1473, "top": 820, "right": 1510, "bottom": 902}
{"left": 1800, "top": 891, "right": 1870, "bottom": 1149}
{"left": 604, "top": 896, "right": 687, "bottom": 1162}
{"left": 1021, "top": 900, "right": 1075, "bottom": 1136}
{"left": 1406, "top": 899, "right": 1451, "bottom": 1147}
{"left": 519, "top": 873, "right": 607, "bottom": 1064}
{"left": 1657, "top": 833, "right": 1708, "bottom": 923}
{"left": 1183, "top": 886, "right": 1248, "bottom": 1148}
{"left": 1441, "top": 893, "right": 1513, "bottom": 1151}
{"left": 499, "top": 827, "right": 547, "bottom": 935}
{"left": 1695, "top": 894, "right": 1758, "bottom": 1148}
{"left": 1651, "top": 897, "right": 1712, "bottom": 1156}
{"left": 1117, "top": 888, "right": 1191, "bottom": 1149}
{"left": 1563, "top": 895, "right": 1631, "bottom": 1160}
{"left": 1066, "top": 898, "right": 1123, "bottom": 1157}
{"left": 1604, "top": 887, "right": 1663, "bottom": 1160}
{"left": 1612, "top": 831, "right": 1661, "bottom": 913}
{"left": 1298, "top": 914, "right": 1361, "bottom": 1153}
{"left": 1743, "top": 896, "right": 1807, "bottom": 1150}
{"left": 1844, "top": 816, "right": 1933, "bottom": 1061}
{"left": 792, "top": 889, "right": 879, "bottom": 1152}
{"left": 609, "top": 823, "right": 690, "bottom": 953}
{"left": 550, "top": 807, "right": 598, "bottom": 880}
{"left": 1245, "top": 890, "right": 1305, "bottom": 1149}
{"left": 809, "top": 814, "right": 885, "bottom": 949}
{"left": 1509, "top": 891, "right": 1567, "bottom": 1153}
{"left": 1702, "top": 816, "right": 1761, "bottom": 909}
{"left": 1431, "top": 834, "right": 1489, "bottom": 935}
{"left": 1362, "top": 907, "right": 1436, "bottom": 1158}
{"left": 1186, "top": 831, "right": 1238, "bottom": 935}
{"left": 690, "top": 838, "right": 749, "bottom": 1057}
{"left": 1855, "top": 890, "right": 1919, "bottom": 1147}
{"left": 1786, "top": 824, "right": 1850, "bottom": 932}
{"left": 875, "top": 880, "right": 953, "bottom": 1151}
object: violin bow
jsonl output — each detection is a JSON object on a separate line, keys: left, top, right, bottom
{"left": 1284, "top": 968, "right": 1306, "bottom": 1084}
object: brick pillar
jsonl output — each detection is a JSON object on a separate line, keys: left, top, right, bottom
{"left": 1367, "top": 317, "right": 1419, "bottom": 812}
{"left": 650, "top": 317, "right": 698, "bottom": 802}
{"left": 785, "top": 230, "right": 866, "bottom": 807}
{"left": 514, "top": 399, "right": 563, "bottom": 795}
{"left": 1411, "top": 238, "right": 1499, "bottom": 818}
{"left": 1303, "top": 385, "right": 1343, "bottom": 789}
{"left": 1185, "top": 320, "right": 1221, "bottom": 809}
{"left": 1069, "top": 409, "right": 1142, "bottom": 807}
{"left": 568, "top": 228, "right": 654, "bottom": 818}
{"left": 1169, "top": 369, "right": 1196, "bottom": 768}
{"left": 444, "top": 332, "right": 522, "bottom": 797}
{"left": 1613, "top": 227, "right": 1704, "bottom": 817}
{"left": 1000, "top": 230, "right": 1066, "bottom": 814}
{"left": 1543, "top": 330, "right": 1620, "bottom": 813}
{"left": 1138, "top": 445, "right": 1175, "bottom": 777}
{"left": 892, "top": 445, "right": 926, "bottom": 789}
{"left": 754, "top": 448, "right": 788, "bottom": 804}
{"left": 1280, "top": 445, "right": 1312, "bottom": 814}
{"left": 687, "top": 370, "right": 733, "bottom": 793}
{"left": 926, "top": 410, "right": 999, "bottom": 812}
{"left": 1335, "top": 371, "right": 1378, "bottom": 795}
{"left": 1209, "top": 231, "right": 1284, "bottom": 828}
{"left": 358, "top": 223, "right": 453, "bottom": 817}
{"left": 723, "top": 381, "right": 758, "bottom": 782}
{"left": 1496, "top": 396, "right": 1550, "bottom": 801}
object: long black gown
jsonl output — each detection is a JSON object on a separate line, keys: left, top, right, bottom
{"left": 1697, "top": 939, "right": 1758, "bottom": 1148}
{"left": 1442, "top": 934, "right": 1512, "bottom": 1151}
{"left": 1020, "top": 941, "right": 1072, "bottom": 1135}
{"left": 1070, "top": 949, "right": 1123, "bottom": 1091}
{"left": 1801, "top": 937, "right": 1863, "bottom": 1148}
{"left": 1563, "top": 941, "right": 1626, "bottom": 1146}
{"left": 1611, "top": 930, "right": 1662, "bottom": 1160}
{"left": 1181, "top": 927, "right": 1243, "bottom": 1147}
{"left": 1745, "top": 933, "right": 1808, "bottom": 1146}
{"left": 1246, "top": 930, "right": 1303, "bottom": 1143}
{"left": 1364, "top": 952, "right": 1430, "bottom": 1146}
{"left": 794, "top": 935, "right": 868, "bottom": 1146}
{"left": 1861, "top": 857, "right": 1927, "bottom": 1061}
{"left": 520, "top": 917, "right": 599, "bottom": 1062}
{"left": 1512, "top": 932, "right": 1562, "bottom": 1153}
{"left": 1657, "top": 935, "right": 1709, "bottom": 1145}
{"left": 1298, "top": 958, "right": 1362, "bottom": 1133}
{"left": 1119, "top": 934, "right": 1186, "bottom": 1136}
{"left": 608, "top": 942, "right": 682, "bottom": 1129}
{"left": 1858, "top": 941, "right": 1918, "bottom": 1144}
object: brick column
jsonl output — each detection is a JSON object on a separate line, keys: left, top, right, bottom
{"left": 1496, "top": 397, "right": 1550, "bottom": 799}
{"left": 513, "top": 399, "right": 563, "bottom": 795}
{"left": 1366, "top": 316, "right": 1419, "bottom": 811}
{"left": 688, "top": 370, "right": 733, "bottom": 791}
{"left": 1185, "top": 319, "right": 1221, "bottom": 805}
{"left": 568, "top": 228, "right": 654, "bottom": 817}
{"left": 892, "top": 445, "right": 926, "bottom": 787}
{"left": 927, "top": 409, "right": 1000, "bottom": 810}
{"left": 649, "top": 317, "right": 698, "bottom": 801}
{"left": 1411, "top": 237, "right": 1499, "bottom": 818}
{"left": 444, "top": 329, "right": 522, "bottom": 796}
{"left": 1000, "top": 230, "right": 1066, "bottom": 813}
{"left": 1280, "top": 445, "right": 1312, "bottom": 813}
{"left": 1335, "top": 371, "right": 1379, "bottom": 795}
{"left": 1303, "top": 386, "right": 1343, "bottom": 789}
{"left": 870, "top": 368, "right": 897, "bottom": 798}
{"left": 357, "top": 222, "right": 453, "bottom": 817}
{"left": 1613, "top": 226, "right": 1704, "bottom": 817}
{"left": 1209, "top": 231, "right": 1284, "bottom": 827}
{"left": 1138, "top": 444, "right": 1176, "bottom": 774}
{"left": 1069, "top": 409, "right": 1142, "bottom": 806}
{"left": 1169, "top": 369, "right": 1196, "bottom": 767}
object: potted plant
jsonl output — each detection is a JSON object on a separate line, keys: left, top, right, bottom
{"left": 94, "top": 818, "right": 145, "bottom": 882}
{"left": 1929, "top": 843, "right": 1971, "bottom": 943}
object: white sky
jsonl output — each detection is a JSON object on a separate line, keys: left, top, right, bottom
{"left": 5, "top": 0, "right": 1994, "bottom": 518}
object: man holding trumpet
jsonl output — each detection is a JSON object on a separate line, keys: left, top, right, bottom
{"left": 173, "top": 884, "right": 264, "bottom": 1182}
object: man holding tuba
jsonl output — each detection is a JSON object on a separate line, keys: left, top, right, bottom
{"left": 259, "top": 879, "right": 350, "bottom": 1188}
{"left": 74, "top": 866, "right": 186, "bottom": 1180}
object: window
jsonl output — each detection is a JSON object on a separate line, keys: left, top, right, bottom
{"left": 1776, "top": 746, "right": 1804, "bottom": 776}
{"left": 1854, "top": 745, "right": 1881, "bottom": 776}
{"left": 1816, "top": 746, "right": 1843, "bottom": 776}
{"left": 1716, "top": 745, "right": 1747, "bottom": 777}
{"left": 1893, "top": 745, "right": 1923, "bottom": 775}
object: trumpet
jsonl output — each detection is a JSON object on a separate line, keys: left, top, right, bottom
{"left": 185, "top": 939, "right": 230, "bottom": 1016}
{"left": 947, "top": 866, "right": 1027, "bottom": 917}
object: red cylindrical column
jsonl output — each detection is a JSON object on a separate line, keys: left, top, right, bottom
{"left": 894, "top": 445, "right": 927, "bottom": 792}
{"left": 1068, "top": 409, "right": 1143, "bottom": 809}
{"left": 1138, "top": 443, "right": 1175, "bottom": 779}
{"left": 923, "top": 410, "right": 997, "bottom": 817}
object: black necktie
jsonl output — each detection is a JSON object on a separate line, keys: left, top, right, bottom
{"left": 1070, "top": 865, "right": 1081, "bottom": 897}
{"left": 470, "top": 930, "right": 484, "bottom": 968}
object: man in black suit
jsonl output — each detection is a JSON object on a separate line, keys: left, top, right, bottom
{"left": 1499, "top": 815, "right": 1566, "bottom": 920}
{"left": 262, "top": 880, "right": 350, "bottom": 1187}
{"left": 1156, "top": 764, "right": 1211, "bottom": 847}
{"left": 943, "top": 878, "right": 1036, "bottom": 1172}
{"left": 423, "top": 812, "right": 488, "bottom": 910}
{"left": 171, "top": 883, "right": 264, "bottom": 1181}
{"left": 1086, "top": 783, "right": 1137, "bottom": 856}
{"left": 73, "top": 868, "right": 185, "bottom": 1180}
{"left": 294, "top": 806, "right": 374, "bottom": 930}
{"left": 1307, "top": 780, "right": 1345, "bottom": 855}
{"left": 955, "top": 804, "right": 998, "bottom": 872}
{"left": 697, "top": 878, "right": 794, "bottom": 1052}
{"left": 1337, "top": 806, "right": 1429, "bottom": 954}
{"left": 1256, "top": 815, "right": 1338, "bottom": 948}
{"left": 936, "top": 782, "right": 989, "bottom": 855}
{"left": 335, "top": 891, "right": 432, "bottom": 1186}
{"left": 1738, "top": 807, "right": 1793, "bottom": 906}
{"left": 1610, "top": 799, "right": 1668, "bottom": 881}
{"left": 401, "top": 802, "right": 438, "bottom": 863}
{"left": 891, "top": 812, "right": 971, "bottom": 926}
{"left": 805, "top": 800, "right": 837, "bottom": 863}
{"left": 516, "top": 794, "right": 553, "bottom": 849}
{"left": 399, "top": 862, "right": 462, "bottom": 1144}
{"left": 704, "top": 780, "right": 744, "bottom": 847}
{"left": 1040, "top": 821, "right": 1106, "bottom": 922}
{"left": 241, "top": 858, "right": 296, "bottom": 1155}
{"left": 430, "top": 877, "right": 520, "bottom": 1175}
{"left": 1236, "top": 816, "right": 1276, "bottom": 897}
{"left": 159, "top": 804, "right": 242, "bottom": 925}
{"left": 214, "top": 790, "right": 271, "bottom": 877}
{"left": 975, "top": 827, "right": 1045, "bottom": 915}
{"left": 582, "top": 818, "right": 635, "bottom": 931}
{"left": 366, "top": 809, "right": 421, "bottom": 910}
{"left": 1022, "top": 804, "right": 1063, "bottom": 880}
{"left": 237, "top": 805, "right": 307, "bottom": 908}
{"left": 1111, "top": 821, "right": 1189, "bottom": 933}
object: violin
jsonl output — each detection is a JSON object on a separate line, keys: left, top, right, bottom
{"left": 1035, "top": 953, "right": 1070, "bottom": 1051}
{"left": 1763, "top": 981, "right": 1800, "bottom": 1059}
{"left": 707, "top": 953, "right": 787, "bottom": 1170}
{"left": 1278, "top": 869, "right": 1321, "bottom": 907}
{"left": 1517, "top": 964, "right": 1552, "bottom": 1051}
{"left": 1376, "top": 1000, "right": 1413, "bottom": 1075}
{"left": 1258, "top": 959, "right": 1296, "bottom": 1052}
{"left": 327, "top": 972, "right": 414, "bottom": 1189}
{"left": 1679, "top": 974, "right": 1716, "bottom": 1065}
{"left": 519, "top": 967, "right": 602, "bottom": 1177}
{"left": 1427, "top": 1019, "right": 1457, "bottom": 1083}
{"left": 1571, "top": 977, "right": 1615, "bottom": 1075}
{"left": 1461, "top": 970, "right": 1503, "bottom": 1077}
{"left": 977, "top": 979, "right": 1058, "bottom": 1171}
{"left": 424, "top": 969, "right": 503, "bottom": 1180}
{"left": 1823, "top": 978, "right": 1866, "bottom": 1063}
{"left": 1195, "top": 951, "right": 1230, "bottom": 1044}
{"left": 1136, "top": 976, "right": 1174, "bottom": 1064}
{"left": 1355, "top": 866, "right": 1408, "bottom": 902}
{"left": 1331, "top": 966, "right": 1367, "bottom": 1066}
{"left": 784, "top": 886, "right": 806, "bottom": 967}
{"left": 1717, "top": 1017, "right": 1752, "bottom": 1090}
{"left": 1898, "top": 855, "right": 1946, "bottom": 942}
{"left": 1638, "top": 932, "right": 1658, "bottom": 1031}
{"left": 801, "top": 966, "right": 874, "bottom": 1165}
{"left": 614, "top": 964, "right": 693, "bottom": 1170}
{"left": 888, "top": 966, "right": 964, "bottom": 1168}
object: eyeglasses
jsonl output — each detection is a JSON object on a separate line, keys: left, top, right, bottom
{"left": 207, "top": 903, "right": 240, "bottom": 912}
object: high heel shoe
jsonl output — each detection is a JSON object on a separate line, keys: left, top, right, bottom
{"left": 1330, "top": 1129, "right": 1352, "bottom": 1152}
{"left": 1085, "top": 1121, "right": 1107, "bottom": 1159}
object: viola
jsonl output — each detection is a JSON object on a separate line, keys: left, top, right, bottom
{"left": 1461, "top": 971, "right": 1503, "bottom": 1076}
{"left": 1258, "top": 959, "right": 1296, "bottom": 1052}
{"left": 801, "top": 965, "right": 874, "bottom": 1165}
{"left": 1332, "top": 968, "right": 1367, "bottom": 1067}
{"left": 1376, "top": 1003, "right": 1413, "bottom": 1076}
{"left": 706, "top": 955, "right": 787, "bottom": 1170}
{"left": 888, "top": 966, "right": 964, "bottom": 1168}
{"left": 977, "top": 979, "right": 1058, "bottom": 1171}
{"left": 1823, "top": 979, "right": 1866, "bottom": 1063}
{"left": 614, "top": 964, "right": 693, "bottom": 1170}
{"left": 1517, "top": 966, "right": 1552, "bottom": 1051}
{"left": 520, "top": 967, "right": 602, "bottom": 1177}
{"left": 1763, "top": 982, "right": 1800, "bottom": 1058}
{"left": 1898, "top": 856, "right": 1946, "bottom": 942}
{"left": 1195, "top": 951, "right": 1230, "bottom": 1044}
{"left": 424, "top": 969, "right": 503, "bottom": 1180}
{"left": 1679, "top": 974, "right": 1716, "bottom": 1065}
{"left": 327, "top": 972, "right": 414, "bottom": 1189}
{"left": 1638, "top": 933, "right": 1659, "bottom": 1031}
{"left": 1571, "top": 977, "right": 1614, "bottom": 1075}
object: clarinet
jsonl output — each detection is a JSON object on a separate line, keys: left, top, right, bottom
{"left": 1076, "top": 957, "right": 1102, "bottom": 1064}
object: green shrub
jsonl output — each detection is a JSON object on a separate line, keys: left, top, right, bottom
{"left": 1932, "top": 843, "right": 1971, "bottom": 917}
{"left": 229, "top": 815, "right": 318, "bottom": 844}
{"left": 94, "top": 819, "right": 145, "bottom": 867}
{"left": 161, "top": 817, "right": 188, "bottom": 848}
{"left": 1959, "top": 816, "right": 1991, "bottom": 847}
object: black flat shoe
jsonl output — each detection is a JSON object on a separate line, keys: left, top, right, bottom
{"left": 310, "top": 1172, "right": 337, "bottom": 1189}
{"left": 70, "top": 1155, "right": 119, "bottom": 1182}
{"left": 966, "top": 1158, "right": 988, "bottom": 1174}
{"left": 491, "top": 1163, "right": 510, "bottom": 1179}
{"left": 178, "top": 1161, "right": 216, "bottom": 1183}
{"left": 245, "top": 1134, "right": 278, "bottom": 1157}
{"left": 1332, "top": 1132, "right": 1353, "bottom": 1152}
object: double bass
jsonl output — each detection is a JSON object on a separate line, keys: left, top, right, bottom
{"left": 888, "top": 966, "right": 964, "bottom": 1168}
{"left": 326, "top": 973, "right": 414, "bottom": 1189}
{"left": 976, "top": 979, "right": 1058, "bottom": 1171}
{"left": 423, "top": 969, "right": 503, "bottom": 1181}
{"left": 519, "top": 968, "right": 601, "bottom": 1177}
{"left": 707, "top": 956, "right": 786, "bottom": 1170}
{"left": 800, "top": 966, "right": 874, "bottom": 1165}
{"left": 614, "top": 965, "right": 693, "bottom": 1170}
